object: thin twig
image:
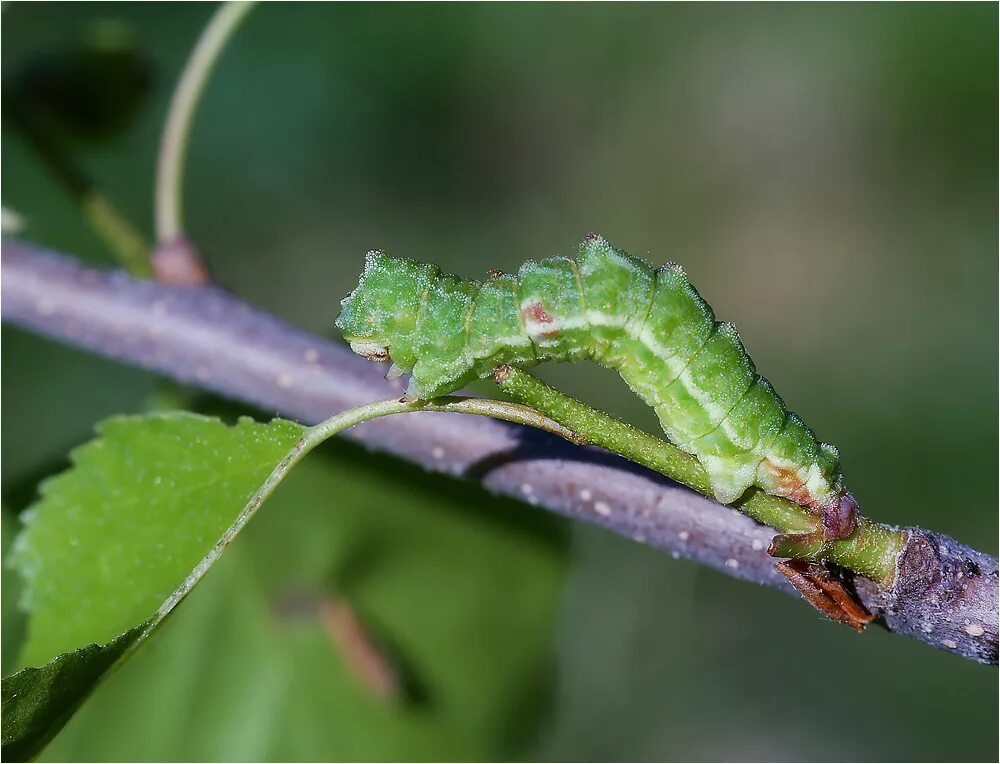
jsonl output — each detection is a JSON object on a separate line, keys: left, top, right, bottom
{"left": 2, "top": 239, "right": 996, "bottom": 665}
{"left": 155, "top": 1, "right": 255, "bottom": 245}
{"left": 80, "top": 194, "right": 152, "bottom": 279}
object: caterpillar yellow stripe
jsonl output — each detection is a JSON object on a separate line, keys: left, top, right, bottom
{"left": 337, "top": 233, "right": 858, "bottom": 540}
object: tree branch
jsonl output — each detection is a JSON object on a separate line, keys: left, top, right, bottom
{"left": 2, "top": 238, "right": 996, "bottom": 665}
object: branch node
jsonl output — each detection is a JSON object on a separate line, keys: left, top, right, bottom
{"left": 151, "top": 236, "right": 211, "bottom": 286}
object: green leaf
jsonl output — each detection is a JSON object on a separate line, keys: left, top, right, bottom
{"left": 4, "top": 411, "right": 568, "bottom": 760}
{"left": 4, "top": 413, "right": 305, "bottom": 758}
{"left": 1, "top": 623, "right": 147, "bottom": 761}
{"left": 11, "top": 413, "right": 304, "bottom": 667}
{"left": 35, "top": 443, "right": 566, "bottom": 760}
{"left": 2, "top": 507, "right": 27, "bottom": 675}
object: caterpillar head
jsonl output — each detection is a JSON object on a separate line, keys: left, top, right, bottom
{"left": 336, "top": 250, "right": 438, "bottom": 371}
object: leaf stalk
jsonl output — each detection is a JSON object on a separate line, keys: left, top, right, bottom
{"left": 493, "top": 365, "right": 904, "bottom": 585}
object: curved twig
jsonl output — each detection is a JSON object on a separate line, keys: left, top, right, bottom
{"left": 2, "top": 238, "right": 996, "bottom": 665}
{"left": 154, "top": 1, "right": 255, "bottom": 245}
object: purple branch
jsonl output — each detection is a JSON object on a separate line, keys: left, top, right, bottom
{"left": 2, "top": 238, "right": 996, "bottom": 665}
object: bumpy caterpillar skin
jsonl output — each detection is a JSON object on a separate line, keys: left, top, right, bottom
{"left": 337, "top": 234, "right": 858, "bottom": 539}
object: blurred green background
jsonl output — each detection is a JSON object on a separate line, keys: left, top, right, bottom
{"left": 2, "top": 2, "right": 997, "bottom": 761}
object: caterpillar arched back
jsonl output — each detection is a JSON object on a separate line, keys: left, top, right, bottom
{"left": 337, "top": 234, "right": 858, "bottom": 540}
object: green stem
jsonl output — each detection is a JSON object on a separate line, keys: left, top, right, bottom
{"left": 81, "top": 193, "right": 154, "bottom": 278}
{"left": 155, "top": 1, "right": 256, "bottom": 243}
{"left": 494, "top": 366, "right": 903, "bottom": 586}
{"left": 8, "top": 96, "right": 153, "bottom": 277}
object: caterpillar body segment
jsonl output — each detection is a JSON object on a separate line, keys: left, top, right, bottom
{"left": 468, "top": 272, "right": 534, "bottom": 377}
{"left": 337, "top": 234, "right": 856, "bottom": 538}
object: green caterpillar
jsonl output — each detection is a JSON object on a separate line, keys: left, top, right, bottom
{"left": 337, "top": 234, "right": 858, "bottom": 540}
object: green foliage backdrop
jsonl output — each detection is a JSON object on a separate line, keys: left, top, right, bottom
{"left": 3, "top": 3, "right": 997, "bottom": 760}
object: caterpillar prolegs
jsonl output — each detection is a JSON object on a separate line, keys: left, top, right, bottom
{"left": 336, "top": 234, "right": 858, "bottom": 541}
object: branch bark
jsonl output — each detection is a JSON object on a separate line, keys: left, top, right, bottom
{"left": 2, "top": 238, "right": 996, "bottom": 665}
